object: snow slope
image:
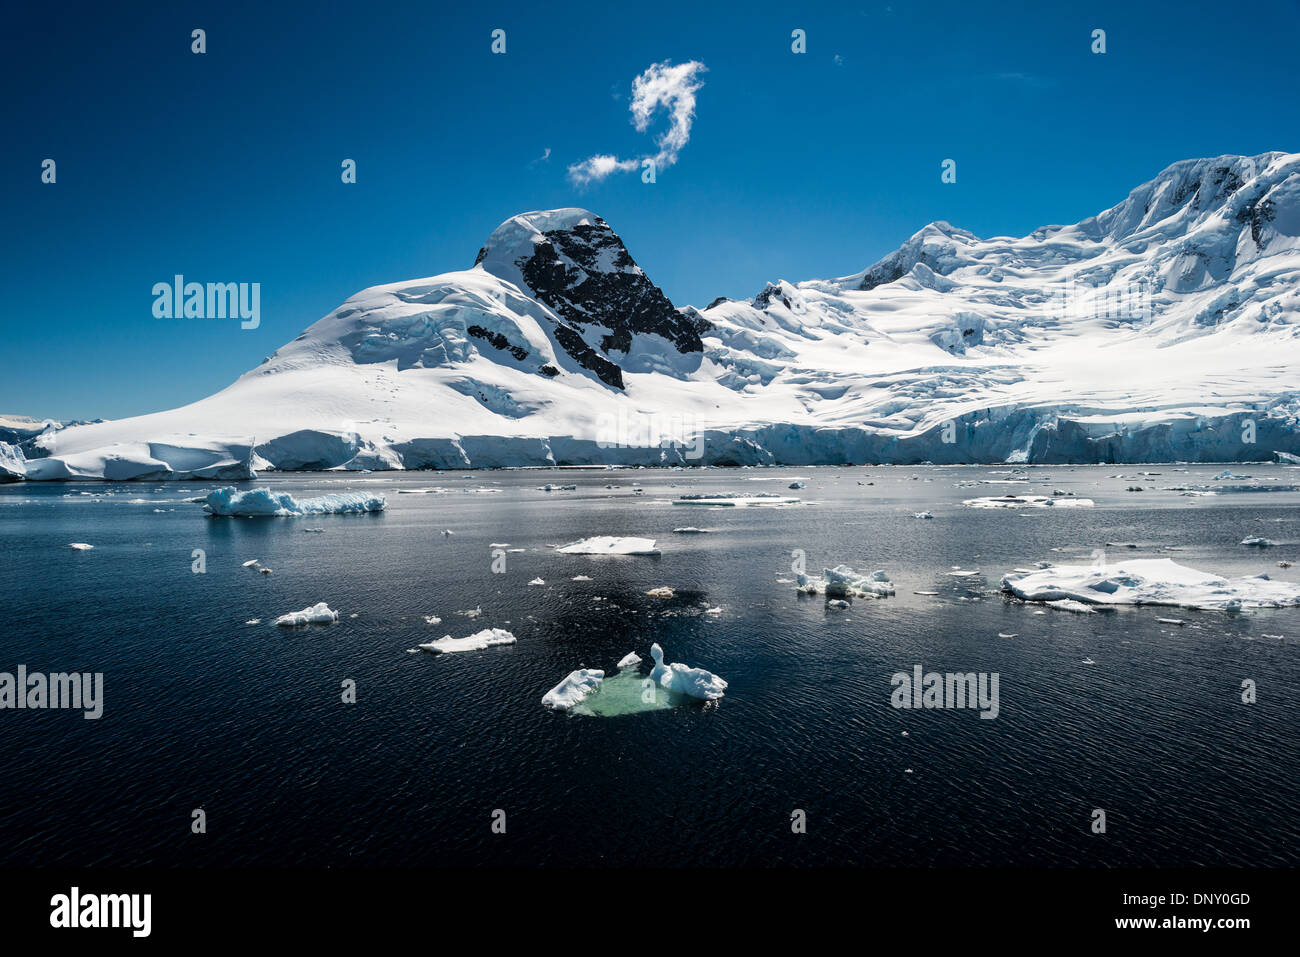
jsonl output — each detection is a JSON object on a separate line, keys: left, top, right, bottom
{"left": 21, "top": 153, "right": 1300, "bottom": 479}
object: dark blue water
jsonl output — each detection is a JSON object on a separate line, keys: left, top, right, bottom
{"left": 1, "top": 464, "right": 1297, "bottom": 866}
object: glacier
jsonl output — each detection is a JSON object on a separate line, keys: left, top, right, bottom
{"left": 12, "top": 152, "right": 1300, "bottom": 479}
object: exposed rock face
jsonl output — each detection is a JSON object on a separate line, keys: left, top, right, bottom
{"left": 475, "top": 209, "right": 708, "bottom": 389}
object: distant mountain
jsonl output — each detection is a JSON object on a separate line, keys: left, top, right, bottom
{"left": 17, "top": 152, "right": 1300, "bottom": 480}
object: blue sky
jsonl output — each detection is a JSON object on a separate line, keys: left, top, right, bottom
{"left": 3, "top": 0, "right": 1298, "bottom": 421}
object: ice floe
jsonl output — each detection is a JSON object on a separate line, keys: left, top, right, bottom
{"left": 962, "top": 495, "right": 1094, "bottom": 509}
{"left": 420, "top": 627, "right": 517, "bottom": 654}
{"left": 274, "top": 602, "right": 339, "bottom": 626}
{"left": 673, "top": 493, "right": 799, "bottom": 507}
{"left": 648, "top": 643, "right": 728, "bottom": 700}
{"left": 645, "top": 586, "right": 675, "bottom": 598}
{"left": 796, "top": 564, "right": 895, "bottom": 599}
{"left": 204, "top": 487, "right": 386, "bottom": 517}
{"left": 617, "top": 651, "right": 642, "bottom": 668}
{"left": 1242, "top": 537, "right": 1276, "bottom": 547}
{"left": 555, "top": 536, "right": 659, "bottom": 555}
{"left": 542, "top": 669, "right": 604, "bottom": 710}
{"left": 1003, "top": 558, "right": 1300, "bottom": 611}
{"left": 66, "top": 543, "right": 93, "bottom": 550}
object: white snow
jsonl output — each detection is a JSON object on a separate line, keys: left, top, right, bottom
{"left": 274, "top": 602, "right": 339, "bottom": 626}
{"left": 203, "top": 487, "right": 385, "bottom": 517}
{"left": 648, "top": 643, "right": 728, "bottom": 701}
{"left": 555, "top": 536, "right": 659, "bottom": 555}
{"left": 419, "top": 627, "right": 517, "bottom": 654}
{"left": 542, "top": 668, "right": 605, "bottom": 710}
{"left": 1004, "top": 558, "right": 1300, "bottom": 611}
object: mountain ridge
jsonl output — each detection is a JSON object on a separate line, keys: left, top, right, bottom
{"left": 9, "top": 151, "right": 1300, "bottom": 481}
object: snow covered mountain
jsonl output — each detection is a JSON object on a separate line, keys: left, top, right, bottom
{"left": 15, "top": 152, "right": 1300, "bottom": 479}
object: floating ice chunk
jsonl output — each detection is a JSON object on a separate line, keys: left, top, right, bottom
{"left": 274, "top": 602, "right": 339, "bottom": 626}
{"left": 997, "top": 632, "right": 1018, "bottom": 638}
{"left": 459, "top": 606, "right": 482, "bottom": 618}
{"left": 962, "top": 495, "right": 1094, "bottom": 509}
{"left": 420, "top": 627, "right": 516, "bottom": 654}
{"left": 646, "top": 586, "right": 675, "bottom": 598}
{"left": 648, "top": 643, "right": 728, "bottom": 701}
{"left": 617, "top": 651, "right": 642, "bottom": 668}
{"left": 796, "top": 564, "right": 894, "bottom": 599}
{"left": 1156, "top": 617, "right": 1185, "bottom": 625}
{"left": 66, "top": 543, "right": 94, "bottom": 550}
{"left": 827, "top": 599, "right": 850, "bottom": 608}
{"left": 1214, "top": 470, "right": 1252, "bottom": 480}
{"left": 489, "top": 543, "right": 511, "bottom": 548}
{"left": 245, "top": 618, "right": 261, "bottom": 625}
{"left": 913, "top": 590, "right": 939, "bottom": 596}
{"left": 672, "top": 527, "right": 709, "bottom": 533}
{"left": 674, "top": 494, "right": 799, "bottom": 507}
{"left": 1046, "top": 599, "right": 1097, "bottom": 613}
{"left": 1242, "top": 537, "right": 1276, "bottom": 547}
{"left": 422, "top": 615, "right": 442, "bottom": 625}
{"left": 555, "top": 536, "right": 659, "bottom": 555}
{"left": 529, "top": 577, "right": 546, "bottom": 586}
{"left": 204, "top": 487, "right": 385, "bottom": 517}
{"left": 788, "top": 481, "right": 806, "bottom": 489}
{"left": 571, "top": 575, "right": 592, "bottom": 581}
{"left": 1003, "top": 558, "right": 1300, "bottom": 611}
{"left": 242, "top": 559, "right": 262, "bottom": 568}
{"left": 538, "top": 484, "right": 577, "bottom": 491}
{"left": 542, "top": 669, "right": 605, "bottom": 709}
{"left": 913, "top": 511, "right": 934, "bottom": 519}
{"left": 1082, "top": 657, "right": 1096, "bottom": 666}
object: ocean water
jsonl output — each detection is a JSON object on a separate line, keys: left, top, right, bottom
{"left": 0, "top": 464, "right": 1297, "bottom": 867}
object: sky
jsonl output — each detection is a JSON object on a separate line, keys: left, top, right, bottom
{"left": 3, "top": 0, "right": 1298, "bottom": 421}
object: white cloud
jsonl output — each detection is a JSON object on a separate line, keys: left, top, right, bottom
{"left": 568, "top": 59, "right": 707, "bottom": 187}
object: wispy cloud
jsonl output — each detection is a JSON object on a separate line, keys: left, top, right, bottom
{"left": 568, "top": 59, "right": 707, "bottom": 187}
{"left": 528, "top": 147, "right": 552, "bottom": 167}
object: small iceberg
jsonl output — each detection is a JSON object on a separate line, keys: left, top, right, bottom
{"left": 555, "top": 536, "right": 659, "bottom": 555}
{"left": 420, "top": 627, "right": 516, "bottom": 654}
{"left": 796, "top": 564, "right": 894, "bottom": 599}
{"left": 1242, "top": 537, "right": 1276, "bottom": 547}
{"left": 617, "top": 651, "right": 642, "bottom": 668}
{"left": 204, "top": 487, "right": 386, "bottom": 517}
{"left": 674, "top": 493, "right": 799, "bottom": 507}
{"left": 645, "top": 586, "right": 675, "bottom": 598}
{"left": 538, "top": 484, "right": 577, "bottom": 491}
{"left": 649, "top": 643, "right": 728, "bottom": 701}
{"left": 528, "top": 577, "right": 546, "bottom": 586}
{"left": 672, "top": 527, "right": 709, "bottom": 534}
{"left": 962, "top": 495, "right": 1094, "bottom": 509}
{"left": 542, "top": 669, "right": 604, "bottom": 710}
{"left": 1003, "top": 558, "right": 1300, "bottom": 611}
{"left": 913, "top": 511, "right": 934, "bottom": 519}
{"left": 67, "top": 542, "right": 94, "bottom": 550}
{"left": 274, "top": 602, "right": 339, "bottom": 627}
